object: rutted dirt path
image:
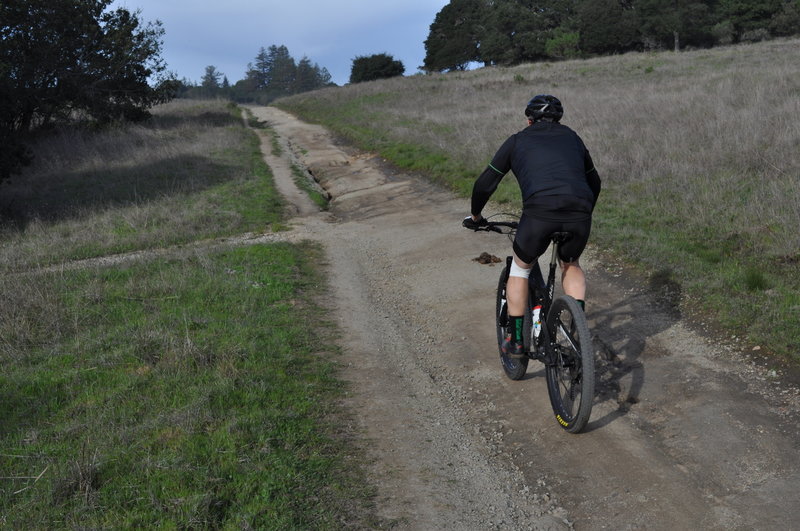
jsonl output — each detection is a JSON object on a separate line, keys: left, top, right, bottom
{"left": 248, "top": 105, "right": 800, "bottom": 530}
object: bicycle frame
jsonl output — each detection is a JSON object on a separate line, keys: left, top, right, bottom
{"left": 472, "top": 216, "right": 595, "bottom": 432}
{"left": 498, "top": 235, "right": 564, "bottom": 362}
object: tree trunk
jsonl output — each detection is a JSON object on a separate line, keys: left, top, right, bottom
{"left": 674, "top": 30, "right": 680, "bottom": 52}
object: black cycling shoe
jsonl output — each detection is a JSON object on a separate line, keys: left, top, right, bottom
{"left": 501, "top": 335, "right": 525, "bottom": 359}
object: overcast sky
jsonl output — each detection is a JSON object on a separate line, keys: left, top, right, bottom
{"left": 111, "top": 0, "right": 450, "bottom": 86}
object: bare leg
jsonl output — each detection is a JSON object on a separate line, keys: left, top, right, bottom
{"left": 507, "top": 253, "right": 531, "bottom": 316}
{"left": 561, "top": 260, "right": 586, "bottom": 301}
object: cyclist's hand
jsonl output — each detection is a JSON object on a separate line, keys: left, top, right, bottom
{"left": 462, "top": 215, "right": 488, "bottom": 231}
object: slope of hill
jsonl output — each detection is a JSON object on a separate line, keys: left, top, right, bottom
{"left": 277, "top": 38, "right": 800, "bottom": 361}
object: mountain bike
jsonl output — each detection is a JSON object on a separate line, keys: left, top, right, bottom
{"left": 466, "top": 216, "right": 595, "bottom": 433}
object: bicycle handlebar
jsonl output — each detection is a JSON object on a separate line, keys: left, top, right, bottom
{"left": 477, "top": 222, "right": 517, "bottom": 233}
{"left": 463, "top": 217, "right": 518, "bottom": 234}
{"left": 479, "top": 221, "right": 518, "bottom": 231}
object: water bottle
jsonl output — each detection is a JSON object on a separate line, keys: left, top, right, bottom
{"left": 532, "top": 305, "right": 542, "bottom": 338}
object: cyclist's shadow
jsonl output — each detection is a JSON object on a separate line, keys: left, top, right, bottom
{"left": 580, "top": 267, "right": 681, "bottom": 432}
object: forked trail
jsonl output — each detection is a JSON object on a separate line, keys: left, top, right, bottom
{"left": 248, "top": 105, "right": 800, "bottom": 530}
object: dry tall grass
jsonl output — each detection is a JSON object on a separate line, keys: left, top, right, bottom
{"left": 278, "top": 38, "right": 800, "bottom": 357}
{"left": 282, "top": 38, "right": 800, "bottom": 258}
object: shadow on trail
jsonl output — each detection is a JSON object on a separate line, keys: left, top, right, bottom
{"left": 582, "top": 266, "right": 683, "bottom": 432}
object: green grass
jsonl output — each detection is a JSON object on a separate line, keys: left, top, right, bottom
{"left": 0, "top": 100, "right": 382, "bottom": 527}
{"left": 592, "top": 183, "right": 800, "bottom": 355}
{"left": 0, "top": 101, "right": 285, "bottom": 272}
{"left": 257, "top": 120, "right": 328, "bottom": 209}
{"left": 290, "top": 163, "right": 329, "bottom": 210}
{"left": 0, "top": 243, "right": 377, "bottom": 528}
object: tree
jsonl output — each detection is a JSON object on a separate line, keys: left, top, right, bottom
{"left": 423, "top": 0, "right": 485, "bottom": 72}
{"left": 770, "top": 1, "right": 800, "bottom": 36}
{"left": 481, "top": 0, "right": 576, "bottom": 65}
{"left": 576, "top": 0, "right": 639, "bottom": 55}
{"left": 315, "top": 65, "right": 333, "bottom": 87}
{"left": 295, "top": 56, "right": 332, "bottom": 93}
{"left": 545, "top": 29, "right": 581, "bottom": 59}
{"left": 424, "top": 0, "right": 583, "bottom": 69}
{"left": 718, "top": 0, "right": 782, "bottom": 39}
{"left": 266, "top": 45, "right": 296, "bottom": 96}
{"left": 350, "top": 54, "right": 405, "bottom": 83}
{"left": 0, "top": 0, "right": 173, "bottom": 181}
{"left": 201, "top": 65, "right": 223, "bottom": 90}
{"left": 637, "top": 0, "right": 715, "bottom": 51}
{"left": 245, "top": 47, "right": 270, "bottom": 89}
{"left": 234, "top": 46, "right": 334, "bottom": 103}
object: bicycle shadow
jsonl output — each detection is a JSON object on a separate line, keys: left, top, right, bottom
{"left": 581, "top": 266, "right": 682, "bottom": 432}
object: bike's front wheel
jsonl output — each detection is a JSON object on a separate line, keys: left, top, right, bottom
{"left": 496, "top": 266, "right": 529, "bottom": 380}
{"left": 544, "top": 296, "right": 594, "bottom": 433}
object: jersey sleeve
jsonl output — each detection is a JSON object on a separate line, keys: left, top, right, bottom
{"left": 584, "top": 149, "right": 601, "bottom": 206}
{"left": 470, "top": 136, "right": 515, "bottom": 216}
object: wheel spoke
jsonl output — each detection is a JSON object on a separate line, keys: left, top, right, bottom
{"left": 556, "top": 318, "right": 580, "bottom": 354}
{"left": 545, "top": 297, "right": 594, "bottom": 433}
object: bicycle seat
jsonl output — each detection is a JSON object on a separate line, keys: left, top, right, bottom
{"left": 550, "top": 232, "right": 573, "bottom": 244}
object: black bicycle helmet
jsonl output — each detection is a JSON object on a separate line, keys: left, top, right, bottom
{"left": 525, "top": 94, "right": 563, "bottom": 122}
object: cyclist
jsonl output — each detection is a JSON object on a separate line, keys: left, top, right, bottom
{"left": 463, "top": 95, "right": 601, "bottom": 358}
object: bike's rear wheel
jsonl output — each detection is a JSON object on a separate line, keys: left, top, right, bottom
{"left": 496, "top": 266, "right": 529, "bottom": 380}
{"left": 544, "top": 296, "right": 594, "bottom": 433}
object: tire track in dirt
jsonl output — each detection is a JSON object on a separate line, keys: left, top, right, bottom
{"left": 250, "top": 105, "right": 800, "bottom": 530}
{"left": 19, "top": 103, "right": 799, "bottom": 529}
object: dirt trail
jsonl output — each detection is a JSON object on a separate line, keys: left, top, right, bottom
{"left": 247, "top": 105, "right": 800, "bottom": 530}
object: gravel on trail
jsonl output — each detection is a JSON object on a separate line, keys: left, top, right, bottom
{"left": 246, "top": 105, "right": 800, "bottom": 530}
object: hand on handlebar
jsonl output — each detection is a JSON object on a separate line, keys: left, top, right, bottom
{"left": 462, "top": 215, "right": 488, "bottom": 231}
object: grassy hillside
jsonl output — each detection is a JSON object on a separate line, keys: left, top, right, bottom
{"left": 0, "top": 100, "right": 284, "bottom": 271}
{"left": 0, "top": 101, "right": 380, "bottom": 527}
{"left": 276, "top": 38, "right": 800, "bottom": 362}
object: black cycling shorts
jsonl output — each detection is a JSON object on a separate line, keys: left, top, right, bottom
{"left": 513, "top": 201, "right": 592, "bottom": 264}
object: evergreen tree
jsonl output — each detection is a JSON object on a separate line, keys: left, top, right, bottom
{"left": 267, "top": 45, "right": 296, "bottom": 96}
{"left": 246, "top": 47, "right": 271, "bottom": 89}
{"left": 315, "top": 65, "right": 333, "bottom": 87}
{"left": 295, "top": 57, "right": 319, "bottom": 93}
{"left": 234, "top": 46, "right": 333, "bottom": 103}
{"left": 201, "top": 65, "right": 222, "bottom": 90}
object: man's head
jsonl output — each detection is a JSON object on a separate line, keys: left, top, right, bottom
{"left": 525, "top": 95, "right": 563, "bottom": 123}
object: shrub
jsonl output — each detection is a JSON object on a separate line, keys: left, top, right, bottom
{"left": 350, "top": 54, "right": 405, "bottom": 84}
{"left": 712, "top": 20, "right": 735, "bottom": 45}
{"left": 545, "top": 31, "right": 581, "bottom": 60}
{"left": 740, "top": 28, "right": 771, "bottom": 43}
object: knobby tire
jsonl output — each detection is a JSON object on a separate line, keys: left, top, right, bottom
{"left": 544, "top": 296, "right": 594, "bottom": 433}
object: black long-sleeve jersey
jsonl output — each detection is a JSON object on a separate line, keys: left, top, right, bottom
{"left": 471, "top": 121, "right": 601, "bottom": 218}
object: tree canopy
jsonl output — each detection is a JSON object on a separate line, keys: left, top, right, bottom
{"left": 186, "top": 45, "right": 334, "bottom": 104}
{"left": 350, "top": 54, "right": 405, "bottom": 84}
{"left": 0, "top": 0, "right": 174, "bottom": 181}
{"left": 423, "top": 0, "right": 800, "bottom": 71}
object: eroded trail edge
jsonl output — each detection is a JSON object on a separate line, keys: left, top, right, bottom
{"left": 249, "top": 105, "right": 800, "bottom": 530}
